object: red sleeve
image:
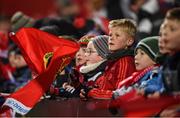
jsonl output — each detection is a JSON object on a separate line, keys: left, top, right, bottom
{"left": 87, "top": 56, "right": 136, "bottom": 99}
{"left": 115, "top": 56, "right": 136, "bottom": 88}
{"left": 88, "top": 88, "right": 113, "bottom": 99}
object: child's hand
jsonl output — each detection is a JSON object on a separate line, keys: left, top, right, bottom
{"left": 136, "top": 89, "right": 145, "bottom": 96}
{"left": 160, "top": 104, "right": 180, "bottom": 117}
{"left": 160, "top": 108, "right": 177, "bottom": 117}
{"left": 147, "top": 92, "right": 160, "bottom": 99}
{"left": 80, "top": 89, "right": 87, "bottom": 100}
{"left": 136, "top": 89, "right": 160, "bottom": 98}
{"left": 62, "top": 82, "right": 68, "bottom": 89}
{"left": 65, "top": 85, "right": 75, "bottom": 94}
{"left": 62, "top": 83, "right": 76, "bottom": 94}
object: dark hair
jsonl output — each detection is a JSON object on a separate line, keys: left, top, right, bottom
{"left": 8, "top": 44, "right": 21, "bottom": 56}
{"left": 40, "top": 25, "right": 61, "bottom": 36}
{"left": 166, "top": 7, "right": 180, "bottom": 21}
{"left": 34, "top": 18, "right": 81, "bottom": 39}
{"left": 76, "top": 19, "right": 95, "bottom": 36}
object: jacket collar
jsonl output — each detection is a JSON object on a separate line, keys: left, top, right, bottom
{"left": 107, "top": 49, "right": 134, "bottom": 61}
{"left": 80, "top": 60, "right": 106, "bottom": 74}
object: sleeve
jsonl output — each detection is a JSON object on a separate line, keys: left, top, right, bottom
{"left": 87, "top": 88, "right": 113, "bottom": 99}
{"left": 87, "top": 57, "right": 135, "bottom": 99}
{"left": 143, "top": 71, "right": 165, "bottom": 94}
{"left": 115, "top": 57, "right": 136, "bottom": 88}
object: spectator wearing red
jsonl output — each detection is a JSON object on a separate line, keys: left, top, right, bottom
{"left": 81, "top": 19, "right": 137, "bottom": 99}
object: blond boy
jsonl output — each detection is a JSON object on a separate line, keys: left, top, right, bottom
{"left": 87, "top": 19, "right": 137, "bottom": 99}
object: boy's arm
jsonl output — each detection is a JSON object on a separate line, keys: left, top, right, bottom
{"left": 140, "top": 69, "right": 165, "bottom": 95}
{"left": 143, "top": 77, "right": 165, "bottom": 94}
{"left": 87, "top": 57, "right": 135, "bottom": 99}
{"left": 88, "top": 88, "right": 113, "bottom": 99}
{"left": 115, "top": 57, "right": 136, "bottom": 88}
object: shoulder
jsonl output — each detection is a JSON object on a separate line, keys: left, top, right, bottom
{"left": 115, "top": 56, "right": 134, "bottom": 65}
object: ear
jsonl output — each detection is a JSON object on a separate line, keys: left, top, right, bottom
{"left": 127, "top": 38, "right": 134, "bottom": 46}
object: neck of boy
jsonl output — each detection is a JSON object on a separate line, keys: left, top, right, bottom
{"left": 107, "top": 49, "right": 134, "bottom": 61}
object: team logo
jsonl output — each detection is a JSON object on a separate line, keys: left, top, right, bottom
{"left": 43, "top": 52, "right": 72, "bottom": 74}
{"left": 43, "top": 52, "right": 53, "bottom": 69}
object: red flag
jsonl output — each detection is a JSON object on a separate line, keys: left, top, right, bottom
{"left": 0, "top": 28, "right": 80, "bottom": 115}
{"left": 10, "top": 28, "right": 78, "bottom": 74}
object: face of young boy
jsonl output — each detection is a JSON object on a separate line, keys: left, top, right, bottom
{"left": 9, "top": 52, "right": 16, "bottom": 67}
{"left": 159, "top": 31, "right": 172, "bottom": 55}
{"left": 109, "top": 27, "right": 132, "bottom": 52}
{"left": 135, "top": 49, "right": 155, "bottom": 71}
{"left": 15, "top": 54, "right": 27, "bottom": 68}
{"left": 85, "top": 41, "right": 103, "bottom": 65}
{"left": 75, "top": 47, "right": 86, "bottom": 66}
{"left": 159, "top": 19, "right": 180, "bottom": 53}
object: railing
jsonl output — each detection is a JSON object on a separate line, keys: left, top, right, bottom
{"left": 26, "top": 97, "right": 119, "bottom": 117}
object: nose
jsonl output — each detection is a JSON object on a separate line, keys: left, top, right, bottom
{"left": 84, "top": 52, "right": 89, "bottom": 57}
{"left": 159, "top": 37, "right": 165, "bottom": 46}
{"left": 134, "top": 55, "right": 137, "bottom": 60}
{"left": 135, "top": 52, "right": 140, "bottom": 60}
{"left": 109, "top": 34, "right": 114, "bottom": 41}
{"left": 160, "top": 28, "right": 168, "bottom": 40}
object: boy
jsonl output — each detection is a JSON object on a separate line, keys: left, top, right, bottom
{"left": 158, "top": 8, "right": 180, "bottom": 117}
{"left": 1, "top": 46, "right": 31, "bottom": 93}
{"left": 79, "top": 35, "right": 109, "bottom": 99}
{"left": 159, "top": 8, "right": 180, "bottom": 54}
{"left": 84, "top": 19, "right": 136, "bottom": 99}
{"left": 159, "top": 7, "right": 180, "bottom": 93}
{"left": 113, "top": 36, "right": 164, "bottom": 99}
{"left": 49, "top": 35, "right": 93, "bottom": 97}
{"left": 63, "top": 35, "right": 109, "bottom": 97}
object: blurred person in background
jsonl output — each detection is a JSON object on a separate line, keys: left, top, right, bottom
{"left": 0, "top": 45, "right": 31, "bottom": 93}
{"left": 49, "top": 35, "right": 92, "bottom": 98}
{"left": 0, "top": 15, "right": 11, "bottom": 62}
{"left": 54, "top": 0, "right": 81, "bottom": 19}
{"left": 158, "top": 7, "right": 180, "bottom": 117}
{"left": 0, "top": 15, "right": 11, "bottom": 34}
{"left": 83, "top": 0, "right": 109, "bottom": 34}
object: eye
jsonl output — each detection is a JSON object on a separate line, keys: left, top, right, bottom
{"left": 115, "top": 33, "right": 120, "bottom": 37}
{"left": 82, "top": 48, "right": 86, "bottom": 52}
{"left": 85, "top": 49, "right": 89, "bottom": 53}
{"left": 134, "top": 51, "right": 137, "bottom": 55}
{"left": 140, "top": 51, "right": 144, "bottom": 55}
{"left": 138, "top": 50, "right": 145, "bottom": 55}
{"left": 135, "top": 49, "right": 144, "bottom": 56}
{"left": 169, "top": 26, "right": 176, "bottom": 32}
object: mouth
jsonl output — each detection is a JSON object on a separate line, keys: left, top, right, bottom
{"left": 109, "top": 42, "right": 114, "bottom": 46}
{"left": 135, "top": 62, "right": 139, "bottom": 67}
{"left": 77, "top": 58, "right": 82, "bottom": 62}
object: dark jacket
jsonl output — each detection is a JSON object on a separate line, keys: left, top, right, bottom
{"left": 162, "top": 52, "right": 180, "bottom": 93}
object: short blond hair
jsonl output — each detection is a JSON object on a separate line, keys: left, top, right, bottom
{"left": 109, "top": 19, "right": 137, "bottom": 38}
